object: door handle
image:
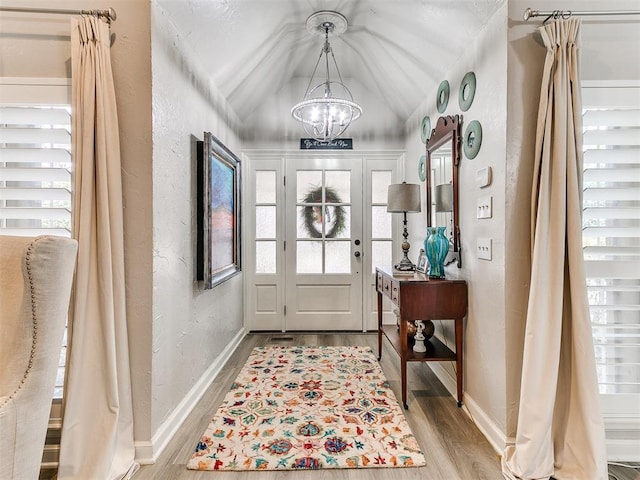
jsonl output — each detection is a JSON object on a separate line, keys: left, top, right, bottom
{"left": 354, "top": 251, "right": 361, "bottom": 258}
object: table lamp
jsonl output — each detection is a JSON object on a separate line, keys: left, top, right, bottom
{"left": 387, "top": 182, "right": 421, "bottom": 271}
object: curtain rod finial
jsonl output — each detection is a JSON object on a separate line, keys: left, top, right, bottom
{"left": 523, "top": 8, "right": 535, "bottom": 21}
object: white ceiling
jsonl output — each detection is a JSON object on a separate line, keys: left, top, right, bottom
{"left": 156, "top": 0, "right": 505, "bottom": 143}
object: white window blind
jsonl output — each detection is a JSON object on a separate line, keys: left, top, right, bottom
{"left": 0, "top": 105, "right": 72, "bottom": 238}
{"left": 582, "top": 82, "right": 640, "bottom": 457}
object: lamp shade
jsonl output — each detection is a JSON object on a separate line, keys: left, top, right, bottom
{"left": 435, "top": 183, "right": 453, "bottom": 212}
{"left": 387, "top": 182, "right": 421, "bottom": 213}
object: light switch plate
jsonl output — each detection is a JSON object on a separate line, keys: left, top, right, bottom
{"left": 477, "top": 196, "right": 492, "bottom": 219}
{"left": 476, "top": 166, "right": 492, "bottom": 188}
{"left": 477, "top": 238, "right": 492, "bottom": 260}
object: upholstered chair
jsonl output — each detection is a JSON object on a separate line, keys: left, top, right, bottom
{"left": 0, "top": 235, "right": 78, "bottom": 480}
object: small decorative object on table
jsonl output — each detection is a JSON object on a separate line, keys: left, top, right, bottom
{"left": 416, "top": 248, "right": 427, "bottom": 274}
{"left": 425, "top": 226, "right": 449, "bottom": 278}
{"left": 413, "top": 321, "right": 427, "bottom": 353}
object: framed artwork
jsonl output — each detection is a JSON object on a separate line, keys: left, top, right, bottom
{"left": 416, "top": 248, "right": 427, "bottom": 274}
{"left": 197, "top": 132, "right": 241, "bottom": 289}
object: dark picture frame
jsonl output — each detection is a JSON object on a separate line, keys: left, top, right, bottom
{"left": 416, "top": 248, "right": 427, "bottom": 274}
{"left": 197, "top": 132, "right": 241, "bottom": 289}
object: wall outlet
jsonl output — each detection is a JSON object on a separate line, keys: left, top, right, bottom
{"left": 477, "top": 238, "right": 492, "bottom": 260}
{"left": 476, "top": 166, "right": 492, "bottom": 188}
{"left": 477, "top": 196, "right": 492, "bottom": 219}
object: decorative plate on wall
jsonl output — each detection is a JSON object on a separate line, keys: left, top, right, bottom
{"left": 436, "top": 80, "right": 450, "bottom": 113}
{"left": 458, "top": 71, "right": 476, "bottom": 112}
{"left": 420, "top": 116, "right": 431, "bottom": 143}
{"left": 418, "top": 155, "right": 427, "bottom": 181}
{"left": 463, "top": 120, "right": 482, "bottom": 159}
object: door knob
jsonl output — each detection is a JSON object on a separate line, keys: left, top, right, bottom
{"left": 354, "top": 251, "right": 361, "bottom": 258}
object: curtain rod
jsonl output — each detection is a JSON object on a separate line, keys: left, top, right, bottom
{"left": 523, "top": 7, "right": 640, "bottom": 22}
{"left": 0, "top": 6, "right": 116, "bottom": 23}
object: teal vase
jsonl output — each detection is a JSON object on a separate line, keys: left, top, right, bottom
{"left": 424, "top": 226, "right": 449, "bottom": 278}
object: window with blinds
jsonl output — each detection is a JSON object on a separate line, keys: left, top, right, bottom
{"left": 582, "top": 82, "right": 640, "bottom": 453}
{"left": 0, "top": 89, "right": 71, "bottom": 404}
{"left": 0, "top": 80, "right": 72, "bottom": 476}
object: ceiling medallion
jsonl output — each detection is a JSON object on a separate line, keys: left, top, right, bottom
{"left": 291, "top": 11, "right": 362, "bottom": 142}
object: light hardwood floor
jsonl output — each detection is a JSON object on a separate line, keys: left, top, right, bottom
{"left": 133, "top": 333, "right": 501, "bottom": 479}
{"left": 132, "top": 333, "right": 640, "bottom": 480}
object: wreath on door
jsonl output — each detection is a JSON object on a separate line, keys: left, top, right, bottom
{"left": 301, "top": 186, "right": 346, "bottom": 238}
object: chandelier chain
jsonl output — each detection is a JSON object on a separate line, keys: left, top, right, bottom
{"left": 324, "top": 28, "right": 332, "bottom": 90}
{"left": 303, "top": 49, "right": 324, "bottom": 97}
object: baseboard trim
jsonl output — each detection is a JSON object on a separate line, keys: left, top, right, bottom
{"left": 134, "top": 328, "right": 246, "bottom": 464}
{"left": 603, "top": 415, "right": 640, "bottom": 461}
{"left": 427, "top": 361, "right": 640, "bottom": 462}
{"left": 427, "top": 362, "right": 510, "bottom": 456}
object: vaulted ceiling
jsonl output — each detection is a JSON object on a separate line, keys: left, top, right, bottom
{"left": 156, "top": 0, "right": 505, "bottom": 143}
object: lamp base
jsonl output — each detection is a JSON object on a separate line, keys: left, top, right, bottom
{"left": 394, "top": 256, "right": 416, "bottom": 272}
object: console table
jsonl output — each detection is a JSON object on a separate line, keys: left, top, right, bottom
{"left": 376, "top": 267, "right": 468, "bottom": 409}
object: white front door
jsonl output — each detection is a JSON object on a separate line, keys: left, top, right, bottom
{"left": 284, "top": 157, "right": 363, "bottom": 330}
{"left": 244, "top": 152, "right": 402, "bottom": 332}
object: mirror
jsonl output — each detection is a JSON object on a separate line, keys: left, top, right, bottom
{"left": 425, "top": 115, "right": 462, "bottom": 267}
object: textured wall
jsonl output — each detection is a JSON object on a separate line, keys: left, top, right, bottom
{"left": 404, "top": 4, "right": 509, "bottom": 438}
{"left": 150, "top": 5, "right": 244, "bottom": 436}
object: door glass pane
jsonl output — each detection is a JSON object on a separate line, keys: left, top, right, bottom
{"left": 297, "top": 241, "right": 322, "bottom": 273}
{"left": 255, "top": 206, "right": 276, "bottom": 239}
{"left": 255, "top": 170, "right": 276, "bottom": 203}
{"left": 325, "top": 170, "right": 350, "bottom": 203}
{"left": 325, "top": 241, "right": 351, "bottom": 274}
{"left": 297, "top": 206, "right": 322, "bottom": 239}
{"left": 371, "top": 240, "right": 392, "bottom": 273}
{"left": 326, "top": 205, "right": 350, "bottom": 239}
{"left": 371, "top": 206, "right": 392, "bottom": 238}
{"left": 297, "top": 171, "right": 323, "bottom": 202}
{"left": 256, "top": 241, "right": 276, "bottom": 274}
{"left": 372, "top": 171, "right": 392, "bottom": 203}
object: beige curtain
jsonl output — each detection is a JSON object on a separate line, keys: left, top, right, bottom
{"left": 502, "top": 18, "right": 607, "bottom": 480}
{"left": 58, "top": 16, "right": 137, "bottom": 480}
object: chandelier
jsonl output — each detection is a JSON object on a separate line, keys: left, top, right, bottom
{"left": 291, "top": 11, "right": 362, "bottom": 142}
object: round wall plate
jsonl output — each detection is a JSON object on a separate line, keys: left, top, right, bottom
{"left": 459, "top": 71, "right": 476, "bottom": 112}
{"left": 436, "top": 80, "right": 450, "bottom": 113}
{"left": 463, "top": 120, "right": 483, "bottom": 159}
{"left": 418, "top": 155, "right": 427, "bottom": 181}
{"left": 420, "top": 116, "right": 431, "bottom": 143}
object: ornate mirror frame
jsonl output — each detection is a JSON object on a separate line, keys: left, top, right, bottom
{"left": 425, "top": 114, "right": 462, "bottom": 267}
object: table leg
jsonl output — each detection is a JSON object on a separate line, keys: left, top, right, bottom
{"left": 455, "top": 316, "right": 463, "bottom": 407}
{"left": 400, "top": 316, "right": 408, "bottom": 409}
{"left": 377, "top": 291, "right": 383, "bottom": 361}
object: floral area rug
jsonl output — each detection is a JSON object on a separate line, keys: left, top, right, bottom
{"left": 187, "top": 345, "right": 426, "bottom": 471}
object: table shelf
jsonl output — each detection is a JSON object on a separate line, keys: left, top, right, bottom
{"left": 380, "top": 324, "right": 457, "bottom": 362}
